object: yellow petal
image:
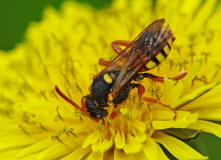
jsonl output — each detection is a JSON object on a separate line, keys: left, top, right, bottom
{"left": 164, "top": 77, "right": 184, "bottom": 105}
{"left": 19, "top": 153, "right": 39, "bottom": 160}
{"left": 142, "top": 135, "right": 158, "bottom": 160}
{"left": 87, "top": 152, "right": 103, "bottom": 160}
{"left": 0, "top": 149, "right": 23, "bottom": 160}
{"left": 181, "top": 85, "right": 221, "bottom": 111}
{"left": 192, "top": 0, "right": 217, "bottom": 31}
{"left": 0, "top": 135, "right": 35, "bottom": 151}
{"left": 92, "top": 138, "right": 113, "bottom": 153}
{"left": 36, "top": 142, "right": 72, "bottom": 160}
{"left": 152, "top": 109, "right": 175, "bottom": 121}
{"left": 134, "top": 151, "right": 148, "bottom": 160}
{"left": 61, "top": 147, "right": 90, "bottom": 160}
{"left": 16, "top": 138, "right": 52, "bottom": 158}
{"left": 156, "top": 143, "right": 169, "bottom": 160}
{"left": 152, "top": 111, "right": 198, "bottom": 130}
{"left": 123, "top": 134, "right": 142, "bottom": 154}
{"left": 82, "top": 130, "right": 100, "bottom": 148}
{"left": 114, "top": 149, "right": 128, "bottom": 160}
{"left": 114, "top": 148, "right": 137, "bottom": 160}
{"left": 153, "top": 131, "right": 207, "bottom": 160}
{"left": 180, "top": 0, "right": 202, "bottom": 17}
{"left": 182, "top": 59, "right": 202, "bottom": 89}
{"left": 173, "top": 81, "right": 218, "bottom": 109}
{"left": 188, "top": 120, "right": 221, "bottom": 138}
{"left": 132, "top": 120, "right": 146, "bottom": 132}
{"left": 196, "top": 108, "right": 221, "bottom": 121}
{"left": 100, "top": 139, "right": 113, "bottom": 153}
{"left": 134, "top": 129, "right": 147, "bottom": 143}
{"left": 91, "top": 139, "right": 102, "bottom": 152}
{"left": 115, "top": 130, "right": 125, "bottom": 149}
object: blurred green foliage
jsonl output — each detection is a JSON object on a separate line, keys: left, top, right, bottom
{"left": 0, "top": 0, "right": 63, "bottom": 51}
{"left": 0, "top": 0, "right": 112, "bottom": 51}
{"left": 0, "top": 0, "right": 221, "bottom": 159}
{"left": 187, "top": 133, "right": 221, "bottom": 160}
{"left": 76, "top": 0, "right": 112, "bottom": 8}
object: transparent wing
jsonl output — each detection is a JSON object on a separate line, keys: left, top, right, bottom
{"left": 99, "top": 19, "right": 174, "bottom": 97}
{"left": 98, "top": 19, "right": 165, "bottom": 75}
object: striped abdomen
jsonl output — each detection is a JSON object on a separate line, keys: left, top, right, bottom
{"left": 145, "top": 36, "right": 174, "bottom": 69}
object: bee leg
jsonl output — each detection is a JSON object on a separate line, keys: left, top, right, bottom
{"left": 99, "top": 40, "right": 131, "bottom": 66}
{"left": 99, "top": 58, "right": 111, "bottom": 66}
{"left": 104, "top": 120, "right": 112, "bottom": 138}
{"left": 55, "top": 85, "right": 90, "bottom": 117}
{"left": 143, "top": 97, "right": 177, "bottom": 120}
{"left": 139, "top": 66, "right": 148, "bottom": 72}
{"left": 81, "top": 97, "right": 91, "bottom": 117}
{"left": 111, "top": 40, "right": 131, "bottom": 54}
{"left": 170, "top": 71, "right": 187, "bottom": 81}
{"left": 130, "top": 83, "right": 145, "bottom": 99}
{"left": 133, "top": 71, "right": 187, "bottom": 83}
{"left": 109, "top": 111, "right": 118, "bottom": 120}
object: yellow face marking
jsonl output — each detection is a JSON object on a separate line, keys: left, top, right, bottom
{"left": 164, "top": 44, "right": 170, "bottom": 53}
{"left": 146, "top": 60, "right": 156, "bottom": 69}
{"left": 103, "top": 74, "right": 113, "bottom": 84}
{"left": 156, "top": 53, "right": 165, "bottom": 62}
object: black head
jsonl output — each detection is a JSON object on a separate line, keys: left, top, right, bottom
{"left": 84, "top": 95, "right": 108, "bottom": 118}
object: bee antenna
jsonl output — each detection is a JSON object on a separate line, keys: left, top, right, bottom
{"left": 55, "top": 85, "right": 83, "bottom": 112}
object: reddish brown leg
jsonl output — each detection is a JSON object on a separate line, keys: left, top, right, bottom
{"left": 134, "top": 71, "right": 187, "bottom": 83}
{"left": 99, "top": 40, "right": 131, "bottom": 66}
{"left": 143, "top": 97, "right": 177, "bottom": 120}
{"left": 139, "top": 66, "right": 148, "bottom": 72}
{"left": 111, "top": 40, "right": 131, "bottom": 54}
{"left": 105, "top": 120, "right": 112, "bottom": 138}
{"left": 137, "top": 85, "right": 145, "bottom": 98}
{"left": 55, "top": 85, "right": 90, "bottom": 117}
{"left": 109, "top": 111, "right": 118, "bottom": 120}
{"left": 130, "top": 83, "right": 145, "bottom": 99}
{"left": 166, "top": 71, "right": 187, "bottom": 82}
{"left": 99, "top": 58, "right": 111, "bottom": 66}
{"left": 130, "top": 82, "right": 177, "bottom": 119}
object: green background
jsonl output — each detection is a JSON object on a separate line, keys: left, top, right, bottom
{"left": 0, "top": 0, "right": 221, "bottom": 159}
{"left": 0, "top": 0, "right": 111, "bottom": 51}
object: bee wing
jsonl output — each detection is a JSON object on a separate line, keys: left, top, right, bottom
{"left": 100, "top": 19, "right": 173, "bottom": 97}
{"left": 97, "top": 40, "right": 138, "bottom": 76}
{"left": 98, "top": 19, "right": 165, "bottom": 75}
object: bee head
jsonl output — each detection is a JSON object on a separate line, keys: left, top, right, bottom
{"left": 84, "top": 95, "right": 108, "bottom": 118}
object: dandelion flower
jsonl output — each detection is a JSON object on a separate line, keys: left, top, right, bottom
{"left": 0, "top": 0, "right": 221, "bottom": 160}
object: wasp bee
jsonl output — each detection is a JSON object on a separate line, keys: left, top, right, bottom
{"left": 55, "top": 19, "right": 187, "bottom": 120}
